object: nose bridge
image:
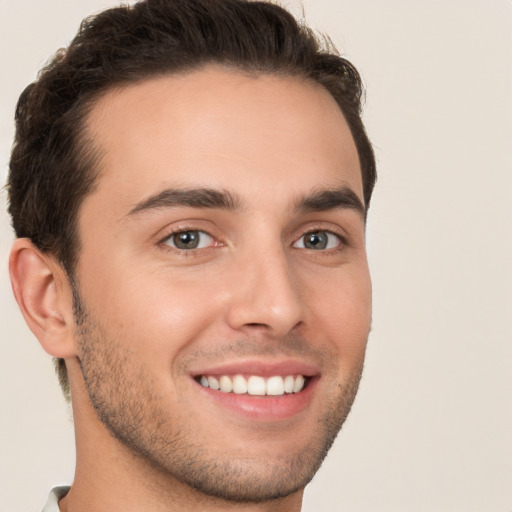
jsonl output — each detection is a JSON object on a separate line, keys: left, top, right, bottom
{"left": 225, "top": 235, "right": 304, "bottom": 335}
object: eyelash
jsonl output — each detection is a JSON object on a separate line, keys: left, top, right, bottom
{"left": 293, "top": 229, "right": 346, "bottom": 251}
{"left": 157, "top": 226, "right": 347, "bottom": 254}
{"left": 158, "top": 225, "right": 219, "bottom": 254}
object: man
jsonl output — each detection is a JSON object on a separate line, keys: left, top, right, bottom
{"left": 7, "top": 0, "right": 376, "bottom": 510}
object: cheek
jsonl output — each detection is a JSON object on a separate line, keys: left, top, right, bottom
{"left": 79, "top": 258, "right": 222, "bottom": 360}
{"left": 307, "top": 265, "right": 371, "bottom": 359}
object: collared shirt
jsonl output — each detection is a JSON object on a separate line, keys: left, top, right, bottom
{"left": 42, "top": 486, "right": 70, "bottom": 512}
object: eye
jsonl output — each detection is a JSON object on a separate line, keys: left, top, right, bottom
{"left": 293, "top": 230, "right": 342, "bottom": 250}
{"left": 162, "top": 230, "right": 214, "bottom": 250}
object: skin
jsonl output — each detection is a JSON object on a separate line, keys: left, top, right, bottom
{"left": 10, "top": 67, "right": 371, "bottom": 511}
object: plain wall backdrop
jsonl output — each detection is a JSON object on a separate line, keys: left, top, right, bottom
{"left": 1, "top": 1, "right": 511, "bottom": 511}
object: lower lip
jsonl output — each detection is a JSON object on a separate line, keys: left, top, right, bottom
{"left": 195, "top": 378, "right": 318, "bottom": 421}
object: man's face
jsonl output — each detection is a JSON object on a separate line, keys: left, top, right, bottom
{"left": 72, "top": 68, "right": 371, "bottom": 502}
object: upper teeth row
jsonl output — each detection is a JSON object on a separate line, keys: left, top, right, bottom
{"left": 199, "top": 374, "right": 306, "bottom": 396}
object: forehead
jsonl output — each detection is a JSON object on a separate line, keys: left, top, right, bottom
{"left": 83, "top": 67, "right": 362, "bottom": 215}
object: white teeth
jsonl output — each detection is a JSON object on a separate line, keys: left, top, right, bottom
{"left": 247, "top": 376, "right": 266, "bottom": 396}
{"left": 219, "top": 375, "right": 233, "bottom": 393}
{"left": 199, "top": 374, "right": 307, "bottom": 396}
{"left": 207, "top": 376, "right": 220, "bottom": 390}
{"left": 266, "top": 376, "right": 285, "bottom": 396}
{"left": 293, "top": 374, "right": 305, "bottom": 393}
{"left": 232, "top": 375, "right": 248, "bottom": 394}
{"left": 284, "top": 375, "right": 295, "bottom": 393}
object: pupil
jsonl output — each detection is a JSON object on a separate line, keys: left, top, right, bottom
{"left": 306, "top": 231, "right": 327, "bottom": 250}
{"left": 175, "top": 231, "right": 199, "bottom": 249}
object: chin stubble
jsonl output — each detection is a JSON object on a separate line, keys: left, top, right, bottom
{"left": 73, "top": 290, "right": 364, "bottom": 503}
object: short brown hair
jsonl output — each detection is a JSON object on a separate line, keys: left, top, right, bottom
{"left": 7, "top": 0, "right": 376, "bottom": 399}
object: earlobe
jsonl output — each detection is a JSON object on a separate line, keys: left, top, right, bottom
{"left": 9, "top": 238, "right": 77, "bottom": 358}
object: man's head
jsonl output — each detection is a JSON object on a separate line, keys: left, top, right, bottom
{"left": 8, "top": 0, "right": 375, "bottom": 506}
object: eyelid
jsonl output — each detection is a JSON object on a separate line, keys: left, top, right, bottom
{"left": 157, "top": 225, "right": 221, "bottom": 252}
{"left": 164, "top": 230, "right": 214, "bottom": 249}
{"left": 292, "top": 229, "right": 344, "bottom": 250}
{"left": 293, "top": 221, "right": 348, "bottom": 242}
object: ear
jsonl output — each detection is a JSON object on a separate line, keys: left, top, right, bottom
{"left": 9, "top": 238, "right": 77, "bottom": 358}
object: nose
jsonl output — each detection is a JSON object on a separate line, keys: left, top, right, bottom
{"left": 224, "top": 244, "right": 305, "bottom": 337}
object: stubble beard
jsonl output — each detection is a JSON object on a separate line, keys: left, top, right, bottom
{"left": 73, "top": 293, "right": 365, "bottom": 504}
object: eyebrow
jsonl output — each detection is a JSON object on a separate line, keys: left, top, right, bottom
{"left": 295, "top": 186, "right": 366, "bottom": 218}
{"left": 125, "top": 184, "right": 365, "bottom": 220}
{"left": 126, "top": 187, "right": 244, "bottom": 217}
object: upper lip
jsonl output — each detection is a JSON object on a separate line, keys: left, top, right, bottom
{"left": 190, "top": 359, "right": 320, "bottom": 378}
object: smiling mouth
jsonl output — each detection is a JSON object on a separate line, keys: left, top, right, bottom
{"left": 195, "top": 374, "right": 310, "bottom": 396}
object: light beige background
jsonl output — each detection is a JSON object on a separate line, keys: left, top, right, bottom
{"left": 1, "top": 1, "right": 511, "bottom": 511}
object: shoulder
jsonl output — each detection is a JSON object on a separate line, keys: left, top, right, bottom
{"left": 42, "top": 486, "right": 70, "bottom": 512}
